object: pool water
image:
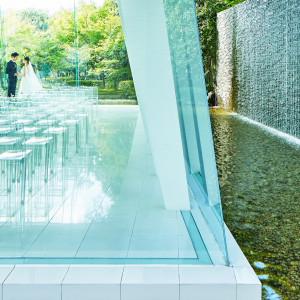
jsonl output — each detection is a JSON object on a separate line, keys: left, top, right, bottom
{"left": 0, "top": 106, "right": 211, "bottom": 264}
{"left": 210, "top": 108, "right": 300, "bottom": 300}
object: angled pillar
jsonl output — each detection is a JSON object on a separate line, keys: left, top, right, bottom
{"left": 117, "top": 0, "right": 190, "bottom": 210}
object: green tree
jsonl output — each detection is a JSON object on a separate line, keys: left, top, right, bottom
{"left": 0, "top": 0, "right": 133, "bottom": 93}
{"left": 18, "top": 9, "right": 49, "bottom": 31}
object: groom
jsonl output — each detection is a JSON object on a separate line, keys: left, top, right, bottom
{"left": 5, "top": 52, "right": 21, "bottom": 97}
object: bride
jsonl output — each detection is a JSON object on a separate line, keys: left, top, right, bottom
{"left": 19, "top": 57, "right": 43, "bottom": 95}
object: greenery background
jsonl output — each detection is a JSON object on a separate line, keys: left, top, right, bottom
{"left": 0, "top": 0, "right": 244, "bottom": 98}
{"left": 0, "top": 0, "right": 135, "bottom": 98}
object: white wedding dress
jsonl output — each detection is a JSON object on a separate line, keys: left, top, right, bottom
{"left": 19, "top": 62, "right": 43, "bottom": 95}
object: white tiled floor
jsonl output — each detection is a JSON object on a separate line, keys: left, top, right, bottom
{"left": 127, "top": 234, "right": 179, "bottom": 258}
{"left": 121, "top": 265, "right": 180, "bottom": 300}
{"left": 0, "top": 106, "right": 261, "bottom": 299}
{"left": 233, "top": 267, "right": 262, "bottom": 300}
{"left": 63, "top": 265, "right": 124, "bottom": 300}
{"left": 77, "top": 233, "right": 132, "bottom": 258}
{"left": 3, "top": 265, "right": 69, "bottom": 300}
{"left": 0, "top": 106, "right": 200, "bottom": 262}
{"left": 0, "top": 266, "right": 14, "bottom": 300}
{"left": 179, "top": 265, "right": 237, "bottom": 300}
{"left": 0, "top": 227, "right": 261, "bottom": 300}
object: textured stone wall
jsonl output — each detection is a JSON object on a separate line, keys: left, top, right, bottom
{"left": 217, "top": 0, "right": 300, "bottom": 138}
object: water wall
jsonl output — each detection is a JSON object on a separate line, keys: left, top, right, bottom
{"left": 216, "top": 0, "right": 300, "bottom": 138}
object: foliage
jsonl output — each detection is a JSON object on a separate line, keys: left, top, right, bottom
{"left": 195, "top": 0, "right": 245, "bottom": 92}
{"left": 18, "top": 9, "right": 49, "bottom": 31}
{"left": 64, "top": 79, "right": 104, "bottom": 87}
{"left": 118, "top": 80, "right": 136, "bottom": 97}
{"left": 98, "top": 88, "right": 123, "bottom": 95}
{"left": 0, "top": 0, "right": 133, "bottom": 96}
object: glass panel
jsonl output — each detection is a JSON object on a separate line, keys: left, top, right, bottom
{"left": 163, "top": 0, "right": 229, "bottom": 263}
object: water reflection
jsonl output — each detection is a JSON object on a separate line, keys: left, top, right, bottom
{"left": 210, "top": 109, "right": 300, "bottom": 299}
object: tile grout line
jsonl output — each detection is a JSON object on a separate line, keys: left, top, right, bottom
{"left": 231, "top": 265, "right": 238, "bottom": 300}
{"left": 125, "top": 158, "right": 150, "bottom": 259}
{"left": 176, "top": 211, "right": 180, "bottom": 261}
{"left": 61, "top": 265, "right": 71, "bottom": 300}
{"left": 74, "top": 185, "right": 112, "bottom": 257}
{"left": 120, "top": 265, "right": 125, "bottom": 300}
{"left": 22, "top": 188, "right": 75, "bottom": 258}
{"left": 178, "top": 264, "right": 180, "bottom": 300}
{"left": 2, "top": 265, "right": 15, "bottom": 300}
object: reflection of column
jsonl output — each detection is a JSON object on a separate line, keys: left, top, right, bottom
{"left": 117, "top": 0, "right": 190, "bottom": 210}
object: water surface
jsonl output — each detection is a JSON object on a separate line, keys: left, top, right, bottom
{"left": 210, "top": 109, "right": 300, "bottom": 300}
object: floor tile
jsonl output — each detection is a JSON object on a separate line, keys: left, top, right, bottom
{"left": 77, "top": 233, "right": 131, "bottom": 258}
{"left": 89, "top": 217, "right": 135, "bottom": 235}
{"left": 0, "top": 266, "right": 14, "bottom": 300}
{"left": 3, "top": 265, "right": 68, "bottom": 300}
{"left": 121, "top": 265, "right": 179, "bottom": 300}
{"left": 179, "top": 266, "right": 236, "bottom": 300}
{"left": 127, "top": 234, "right": 178, "bottom": 258}
{"left": 0, "top": 224, "right": 47, "bottom": 257}
{"left": 177, "top": 214, "right": 190, "bottom": 235}
{"left": 25, "top": 224, "right": 89, "bottom": 257}
{"left": 132, "top": 217, "right": 178, "bottom": 235}
{"left": 178, "top": 235, "right": 197, "bottom": 258}
{"left": 136, "top": 206, "right": 177, "bottom": 219}
{"left": 62, "top": 265, "right": 124, "bottom": 300}
{"left": 233, "top": 267, "right": 261, "bottom": 300}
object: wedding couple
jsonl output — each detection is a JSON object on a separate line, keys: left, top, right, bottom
{"left": 5, "top": 52, "right": 42, "bottom": 97}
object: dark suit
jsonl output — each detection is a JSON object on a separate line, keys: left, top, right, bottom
{"left": 5, "top": 60, "right": 18, "bottom": 97}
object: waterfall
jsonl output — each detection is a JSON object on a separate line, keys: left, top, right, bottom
{"left": 217, "top": 0, "right": 300, "bottom": 138}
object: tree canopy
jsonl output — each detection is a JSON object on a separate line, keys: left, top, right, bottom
{"left": 0, "top": 0, "right": 133, "bottom": 93}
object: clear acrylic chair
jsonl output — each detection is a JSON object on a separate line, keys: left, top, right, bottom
{"left": 24, "top": 117, "right": 54, "bottom": 183}
{"left": 0, "top": 122, "right": 33, "bottom": 204}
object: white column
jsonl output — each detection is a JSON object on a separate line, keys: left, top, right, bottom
{"left": 117, "top": 0, "right": 190, "bottom": 210}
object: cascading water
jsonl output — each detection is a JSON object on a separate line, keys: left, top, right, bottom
{"left": 216, "top": 0, "right": 300, "bottom": 139}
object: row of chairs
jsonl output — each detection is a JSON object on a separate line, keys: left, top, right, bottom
{"left": 0, "top": 87, "right": 96, "bottom": 205}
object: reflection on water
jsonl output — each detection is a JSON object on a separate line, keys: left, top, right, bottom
{"left": 210, "top": 109, "right": 300, "bottom": 300}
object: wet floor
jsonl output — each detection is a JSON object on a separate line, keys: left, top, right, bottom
{"left": 0, "top": 106, "right": 201, "bottom": 263}
{"left": 210, "top": 108, "right": 300, "bottom": 300}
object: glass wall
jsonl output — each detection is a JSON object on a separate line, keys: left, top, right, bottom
{"left": 163, "top": 0, "right": 229, "bottom": 263}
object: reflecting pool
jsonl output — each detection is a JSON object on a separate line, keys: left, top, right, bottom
{"left": 210, "top": 109, "right": 300, "bottom": 300}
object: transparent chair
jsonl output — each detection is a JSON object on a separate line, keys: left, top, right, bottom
{"left": 42, "top": 126, "right": 68, "bottom": 166}
{"left": 58, "top": 107, "right": 81, "bottom": 155}
{"left": 0, "top": 122, "right": 33, "bottom": 204}
{"left": 24, "top": 117, "right": 54, "bottom": 183}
